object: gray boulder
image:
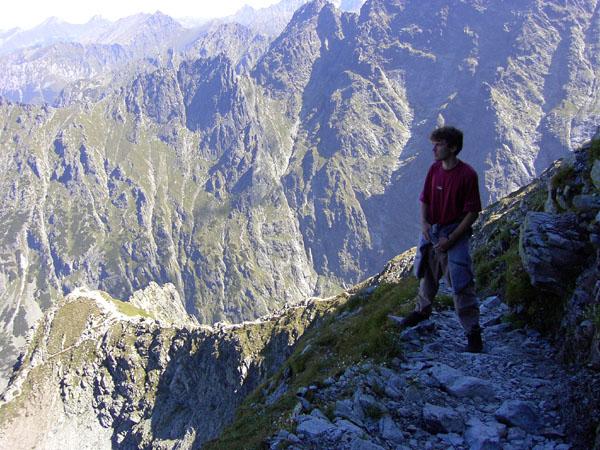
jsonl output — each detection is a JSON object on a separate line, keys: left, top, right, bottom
{"left": 494, "top": 400, "right": 541, "bottom": 433}
{"left": 422, "top": 403, "right": 465, "bottom": 434}
{"left": 519, "top": 212, "right": 588, "bottom": 290}
{"left": 296, "top": 415, "right": 336, "bottom": 438}
{"left": 446, "top": 376, "right": 497, "bottom": 401}
{"left": 465, "top": 417, "right": 505, "bottom": 450}
{"left": 378, "top": 415, "right": 404, "bottom": 443}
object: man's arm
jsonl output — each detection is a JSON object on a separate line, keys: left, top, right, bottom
{"left": 421, "top": 201, "right": 431, "bottom": 241}
{"left": 435, "top": 211, "right": 478, "bottom": 252}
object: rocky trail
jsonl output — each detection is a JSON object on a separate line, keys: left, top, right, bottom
{"left": 269, "top": 295, "right": 579, "bottom": 449}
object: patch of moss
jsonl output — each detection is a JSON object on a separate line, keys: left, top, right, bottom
{"left": 585, "top": 304, "right": 600, "bottom": 330}
{"left": 436, "top": 294, "right": 454, "bottom": 310}
{"left": 503, "top": 245, "right": 568, "bottom": 334}
{"left": 585, "top": 139, "right": 600, "bottom": 190}
{"left": 101, "top": 293, "right": 154, "bottom": 319}
{"left": 204, "top": 278, "right": 418, "bottom": 450}
{"left": 590, "top": 139, "right": 600, "bottom": 163}
{"left": 473, "top": 222, "right": 519, "bottom": 295}
{"left": 363, "top": 403, "right": 385, "bottom": 420}
{"left": 47, "top": 300, "right": 101, "bottom": 355}
{"left": 526, "top": 187, "right": 547, "bottom": 212}
{"left": 550, "top": 162, "right": 583, "bottom": 212}
{"left": 551, "top": 163, "right": 577, "bottom": 190}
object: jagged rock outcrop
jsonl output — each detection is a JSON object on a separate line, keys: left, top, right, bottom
{"left": 183, "top": 23, "right": 270, "bottom": 72}
{"left": 126, "top": 68, "right": 185, "bottom": 125}
{"left": 519, "top": 212, "right": 588, "bottom": 291}
{"left": 128, "top": 282, "right": 198, "bottom": 328}
{"left": 0, "top": 284, "right": 337, "bottom": 449}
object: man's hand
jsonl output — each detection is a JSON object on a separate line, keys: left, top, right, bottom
{"left": 422, "top": 222, "right": 432, "bottom": 241}
{"left": 434, "top": 236, "right": 453, "bottom": 252}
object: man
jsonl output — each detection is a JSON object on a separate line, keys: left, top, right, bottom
{"left": 402, "top": 126, "right": 483, "bottom": 353}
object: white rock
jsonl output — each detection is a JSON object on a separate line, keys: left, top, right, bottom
{"left": 296, "top": 416, "right": 335, "bottom": 438}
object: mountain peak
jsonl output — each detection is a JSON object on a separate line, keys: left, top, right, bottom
{"left": 86, "top": 15, "right": 108, "bottom": 24}
{"left": 39, "top": 16, "right": 65, "bottom": 27}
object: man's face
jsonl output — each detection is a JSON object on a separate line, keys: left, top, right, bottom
{"left": 431, "top": 139, "right": 455, "bottom": 161}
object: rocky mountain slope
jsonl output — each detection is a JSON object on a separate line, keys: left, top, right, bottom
{"left": 1, "top": 0, "right": 600, "bottom": 390}
{"left": 0, "top": 133, "right": 598, "bottom": 449}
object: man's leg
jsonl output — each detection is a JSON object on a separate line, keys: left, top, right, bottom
{"left": 400, "top": 246, "right": 440, "bottom": 326}
{"left": 454, "top": 285, "right": 482, "bottom": 352}
{"left": 442, "top": 252, "right": 483, "bottom": 352}
{"left": 453, "top": 283, "right": 480, "bottom": 333}
{"left": 415, "top": 245, "right": 440, "bottom": 315}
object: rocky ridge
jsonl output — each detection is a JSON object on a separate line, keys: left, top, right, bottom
{"left": 0, "top": 282, "right": 344, "bottom": 449}
{"left": 209, "top": 133, "right": 600, "bottom": 449}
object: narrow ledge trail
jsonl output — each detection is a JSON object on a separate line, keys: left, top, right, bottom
{"left": 270, "top": 295, "right": 580, "bottom": 450}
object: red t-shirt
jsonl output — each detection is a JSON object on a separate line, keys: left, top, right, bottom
{"left": 419, "top": 160, "right": 482, "bottom": 225}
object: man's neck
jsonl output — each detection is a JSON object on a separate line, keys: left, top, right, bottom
{"left": 441, "top": 156, "right": 459, "bottom": 171}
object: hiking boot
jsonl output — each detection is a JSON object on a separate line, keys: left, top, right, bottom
{"left": 465, "top": 326, "right": 483, "bottom": 353}
{"left": 390, "top": 305, "right": 432, "bottom": 328}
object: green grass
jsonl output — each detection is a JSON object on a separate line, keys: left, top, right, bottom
{"left": 473, "top": 221, "right": 519, "bottom": 295}
{"left": 203, "top": 278, "right": 418, "bottom": 450}
{"left": 551, "top": 163, "right": 577, "bottom": 190}
{"left": 586, "top": 139, "right": 600, "bottom": 190}
{"left": 436, "top": 294, "right": 454, "bottom": 310}
{"left": 585, "top": 304, "right": 600, "bottom": 330}
{"left": 590, "top": 139, "right": 600, "bottom": 163}
{"left": 46, "top": 300, "right": 102, "bottom": 354}
{"left": 101, "top": 292, "right": 154, "bottom": 319}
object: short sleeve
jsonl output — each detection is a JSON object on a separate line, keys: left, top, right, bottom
{"left": 419, "top": 166, "right": 433, "bottom": 204}
{"left": 462, "top": 170, "right": 482, "bottom": 213}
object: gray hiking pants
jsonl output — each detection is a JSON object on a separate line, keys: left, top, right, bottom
{"left": 415, "top": 243, "right": 480, "bottom": 333}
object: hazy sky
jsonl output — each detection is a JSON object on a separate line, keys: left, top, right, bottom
{"left": 1, "top": 0, "right": 281, "bottom": 30}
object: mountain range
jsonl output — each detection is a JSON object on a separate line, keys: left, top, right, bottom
{"left": 0, "top": 0, "right": 598, "bottom": 393}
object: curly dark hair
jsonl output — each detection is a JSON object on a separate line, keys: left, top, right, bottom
{"left": 430, "top": 126, "right": 463, "bottom": 154}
